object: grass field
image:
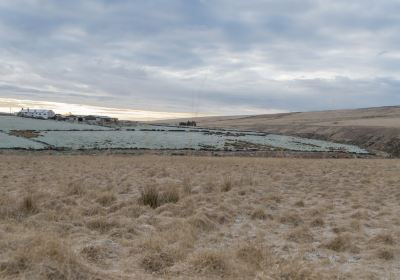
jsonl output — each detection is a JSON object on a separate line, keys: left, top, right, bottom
{"left": 0, "top": 155, "right": 399, "bottom": 279}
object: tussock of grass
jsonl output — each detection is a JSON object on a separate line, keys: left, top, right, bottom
{"left": 258, "top": 259, "right": 324, "bottom": 280}
{"left": 190, "top": 249, "right": 228, "bottom": 276}
{"left": 294, "top": 200, "right": 305, "bottom": 207}
{"left": 251, "top": 207, "right": 267, "bottom": 220}
{"left": 235, "top": 243, "right": 271, "bottom": 269}
{"left": 96, "top": 191, "right": 116, "bottom": 207}
{"left": 310, "top": 217, "right": 325, "bottom": 227}
{"left": 182, "top": 177, "right": 192, "bottom": 195}
{"left": 86, "top": 217, "right": 119, "bottom": 233}
{"left": 19, "top": 195, "right": 39, "bottom": 216}
{"left": 0, "top": 194, "right": 16, "bottom": 219}
{"left": 266, "top": 194, "right": 282, "bottom": 203}
{"left": 375, "top": 247, "right": 395, "bottom": 260}
{"left": 160, "top": 186, "right": 180, "bottom": 204}
{"left": 371, "top": 233, "right": 395, "bottom": 245}
{"left": 324, "top": 235, "right": 351, "bottom": 252}
{"left": 66, "top": 181, "right": 86, "bottom": 196}
{"left": 139, "top": 184, "right": 180, "bottom": 209}
{"left": 141, "top": 251, "right": 175, "bottom": 273}
{"left": 81, "top": 245, "right": 106, "bottom": 263}
{"left": 0, "top": 234, "right": 96, "bottom": 279}
{"left": 280, "top": 212, "right": 303, "bottom": 226}
{"left": 140, "top": 185, "right": 159, "bottom": 208}
{"left": 188, "top": 213, "right": 216, "bottom": 232}
{"left": 220, "top": 176, "right": 233, "bottom": 192}
{"left": 287, "top": 227, "right": 313, "bottom": 243}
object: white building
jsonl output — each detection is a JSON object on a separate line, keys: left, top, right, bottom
{"left": 18, "top": 108, "right": 56, "bottom": 119}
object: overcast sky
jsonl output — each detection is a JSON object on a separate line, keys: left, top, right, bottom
{"left": 1, "top": 0, "right": 400, "bottom": 119}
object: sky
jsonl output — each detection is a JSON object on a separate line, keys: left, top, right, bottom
{"left": 0, "top": 0, "right": 400, "bottom": 120}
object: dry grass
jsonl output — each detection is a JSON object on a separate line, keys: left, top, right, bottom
{"left": 160, "top": 185, "right": 180, "bottom": 204}
{"left": 376, "top": 247, "right": 395, "bottom": 260}
{"left": 140, "top": 185, "right": 160, "bottom": 208}
{"left": 220, "top": 175, "right": 233, "bottom": 192}
{"left": 310, "top": 217, "right": 325, "bottom": 227}
{"left": 0, "top": 155, "right": 399, "bottom": 279}
{"left": 189, "top": 249, "right": 229, "bottom": 276}
{"left": 251, "top": 207, "right": 267, "bottom": 220}
{"left": 323, "top": 235, "right": 351, "bottom": 252}
{"left": 0, "top": 233, "right": 95, "bottom": 279}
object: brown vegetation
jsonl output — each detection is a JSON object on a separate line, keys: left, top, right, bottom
{"left": 0, "top": 155, "right": 399, "bottom": 279}
{"left": 9, "top": 130, "right": 40, "bottom": 138}
{"left": 162, "top": 105, "right": 400, "bottom": 156}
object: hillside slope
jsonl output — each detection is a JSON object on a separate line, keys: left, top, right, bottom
{"left": 157, "top": 106, "right": 400, "bottom": 156}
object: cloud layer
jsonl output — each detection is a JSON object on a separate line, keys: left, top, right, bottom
{"left": 1, "top": 0, "right": 400, "bottom": 118}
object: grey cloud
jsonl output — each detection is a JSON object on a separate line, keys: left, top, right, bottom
{"left": 0, "top": 0, "right": 400, "bottom": 117}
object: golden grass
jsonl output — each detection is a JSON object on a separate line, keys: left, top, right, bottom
{"left": 0, "top": 155, "right": 399, "bottom": 279}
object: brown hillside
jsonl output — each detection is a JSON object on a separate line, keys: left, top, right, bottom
{"left": 157, "top": 106, "right": 400, "bottom": 157}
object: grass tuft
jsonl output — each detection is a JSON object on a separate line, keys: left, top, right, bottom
{"left": 251, "top": 208, "right": 267, "bottom": 220}
{"left": 280, "top": 212, "right": 303, "bottom": 227}
{"left": 19, "top": 195, "right": 39, "bottom": 216}
{"left": 220, "top": 176, "right": 233, "bottom": 192}
{"left": 160, "top": 186, "right": 180, "bottom": 204}
{"left": 0, "top": 234, "right": 95, "bottom": 279}
{"left": 371, "top": 233, "right": 395, "bottom": 245}
{"left": 294, "top": 200, "right": 305, "bottom": 207}
{"left": 140, "top": 251, "right": 175, "bottom": 273}
{"left": 310, "top": 217, "right": 325, "bottom": 227}
{"left": 96, "top": 191, "right": 116, "bottom": 207}
{"left": 190, "top": 249, "right": 228, "bottom": 276}
{"left": 140, "top": 185, "right": 160, "bottom": 208}
{"left": 287, "top": 227, "right": 313, "bottom": 243}
{"left": 324, "top": 235, "right": 350, "bottom": 252}
{"left": 376, "top": 247, "right": 395, "bottom": 260}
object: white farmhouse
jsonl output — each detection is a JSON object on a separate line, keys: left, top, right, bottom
{"left": 18, "top": 108, "right": 56, "bottom": 119}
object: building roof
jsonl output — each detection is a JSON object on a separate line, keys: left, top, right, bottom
{"left": 20, "top": 109, "right": 54, "bottom": 113}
